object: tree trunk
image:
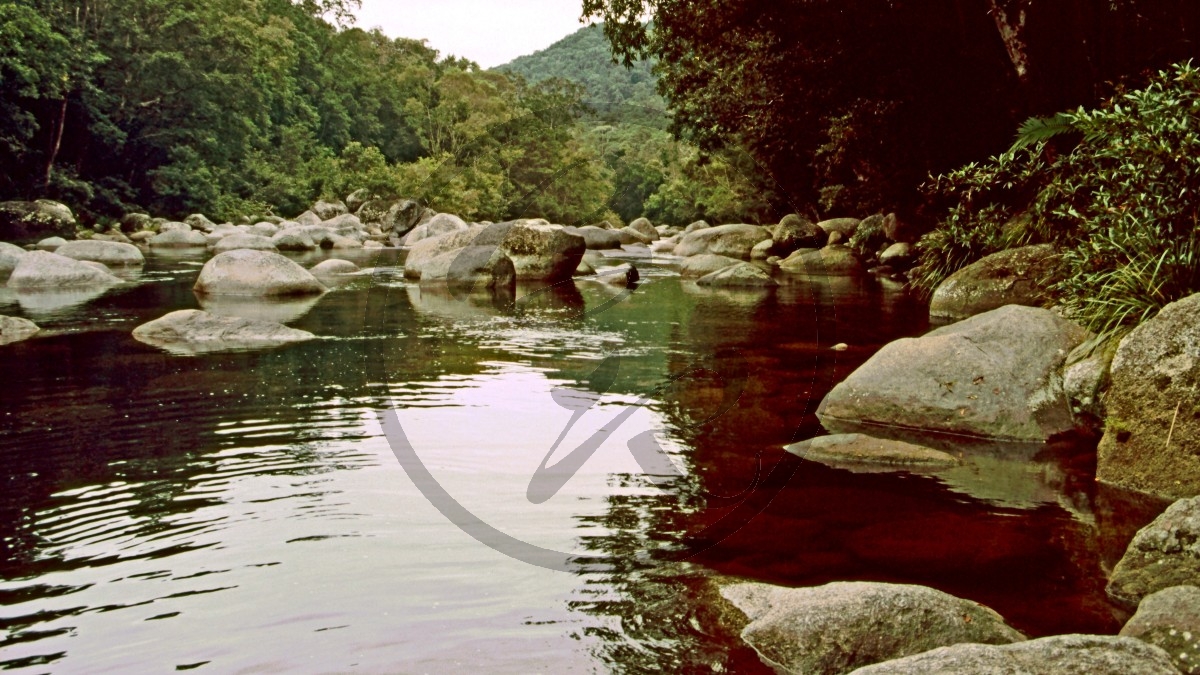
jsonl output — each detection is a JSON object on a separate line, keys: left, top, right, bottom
{"left": 987, "top": 0, "right": 1032, "bottom": 84}
{"left": 44, "top": 98, "right": 69, "bottom": 191}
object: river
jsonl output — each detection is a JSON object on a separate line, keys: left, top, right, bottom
{"left": 0, "top": 247, "right": 1159, "bottom": 672}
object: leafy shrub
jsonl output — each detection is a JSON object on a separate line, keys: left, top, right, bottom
{"left": 918, "top": 61, "right": 1200, "bottom": 333}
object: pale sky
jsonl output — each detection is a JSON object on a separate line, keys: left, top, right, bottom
{"left": 353, "top": 0, "right": 590, "bottom": 69}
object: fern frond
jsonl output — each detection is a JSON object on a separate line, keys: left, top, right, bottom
{"left": 1010, "top": 113, "right": 1078, "bottom": 152}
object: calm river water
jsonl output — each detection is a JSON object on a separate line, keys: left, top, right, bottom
{"left": 0, "top": 247, "right": 1163, "bottom": 672}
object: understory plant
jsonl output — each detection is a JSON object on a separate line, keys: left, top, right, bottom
{"left": 916, "top": 61, "right": 1200, "bottom": 333}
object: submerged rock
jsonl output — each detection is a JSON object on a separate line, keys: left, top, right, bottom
{"left": 817, "top": 305, "right": 1090, "bottom": 442}
{"left": 930, "top": 244, "right": 1062, "bottom": 321}
{"left": 720, "top": 581, "right": 1023, "bottom": 674}
{"left": 849, "top": 635, "right": 1178, "bottom": 675}
{"left": 194, "top": 250, "right": 326, "bottom": 297}
{"left": 132, "top": 309, "right": 316, "bottom": 354}
{"left": 786, "top": 433, "right": 960, "bottom": 469}
{"left": 1108, "top": 497, "right": 1200, "bottom": 609}
{"left": 0, "top": 315, "right": 39, "bottom": 345}
{"left": 7, "top": 250, "right": 123, "bottom": 288}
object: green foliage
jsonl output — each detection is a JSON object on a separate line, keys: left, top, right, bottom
{"left": 1010, "top": 113, "right": 1079, "bottom": 152}
{"left": 498, "top": 24, "right": 667, "bottom": 128}
{"left": 919, "top": 62, "right": 1200, "bottom": 332}
{"left": 583, "top": 0, "right": 1200, "bottom": 219}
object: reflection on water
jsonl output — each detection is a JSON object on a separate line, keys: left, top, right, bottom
{"left": 0, "top": 248, "right": 1163, "bottom": 672}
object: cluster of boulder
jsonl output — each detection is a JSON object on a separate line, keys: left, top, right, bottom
{"left": 632, "top": 212, "right": 917, "bottom": 288}
{"left": 710, "top": 577, "right": 1188, "bottom": 674}
{"left": 755, "top": 232, "right": 1200, "bottom": 671}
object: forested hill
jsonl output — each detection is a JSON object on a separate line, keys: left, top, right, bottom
{"left": 497, "top": 24, "right": 665, "bottom": 126}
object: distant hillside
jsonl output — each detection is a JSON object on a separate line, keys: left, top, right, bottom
{"left": 497, "top": 24, "right": 667, "bottom": 127}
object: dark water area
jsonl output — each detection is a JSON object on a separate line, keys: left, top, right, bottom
{"left": 0, "top": 248, "right": 1168, "bottom": 672}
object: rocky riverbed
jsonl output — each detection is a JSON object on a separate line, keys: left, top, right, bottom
{"left": 1, "top": 196, "right": 1198, "bottom": 672}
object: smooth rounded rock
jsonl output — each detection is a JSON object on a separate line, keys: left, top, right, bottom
{"left": 0, "top": 315, "right": 39, "bottom": 345}
{"left": 212, "top": 234, "right": 278, "bottom": 254}
{"left": 696, "top": 262, "right": 777, "bottom": 287}
{"left": 674, "top": 224, "right": 772, "bottom": 259}
{"left": 817, "top": 305, "right": 1090, "bottom": 442}
{"left": 149, "top": 229, "right": 208, "bottom": 248}
{"left": 849, "top": 635, "right": 1178, "bottom": 675}
{"left": 0, "top": 241, "right": 28, "bottom": 275}
{"left": 930, "top": 244, "right": 1062, "bottom": 321}
{"left": 7, "top": 250, "right": 122, "bottom": 288}
{"left": 680, "top": 253, "right": 742, "bottom": 279}
{"left": 310, "top": 259, "right": 359, "bottom": 276}
{"left": 720, "top": 581, "right": 1024, "bottom": 674}
{"left": 194, "top": 250, "right": 326, "bottom": 297}
{"left": 1120, "top": 585, "right": 1200, "bottom": 674}
{"left": 1109, "top": 497, "right": 1200, "bottom": 609}
{"left": 132, "top": 309, "right": 316, "bottom": 355}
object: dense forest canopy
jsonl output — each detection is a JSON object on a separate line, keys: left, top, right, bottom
{"left": 0, "top": 0, "right": 628, "bottom": 224}
{"left": 581, "top": 0, "right": 1200, "bottom": 219}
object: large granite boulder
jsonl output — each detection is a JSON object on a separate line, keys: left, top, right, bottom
{"left": 54, "top": 240, "right": 145, "bottom": 266}
{"left": 358, "top": 199, "right": 425, "bottom": 235}
{"left": 849, "top": 635, "right": 1178, "bottom": 675}
{"left": 0, "top": 200, "right": 76, "bottom": 241}
{"left": 817, "top": 217, "right": 861, "bottom": 238}
{"left": 817, "top": 305, "right": 1090, "bottom": 442}
{"left": 295, "top": 210, "right": 322, "bottom": 227}
{"left": 311, "top": 200, "right": 348, "bottom": 220}
{"left": 720, "top": 581, "right": 1023, "bottom": 674}
{"left": 929, "top": 244, "right": 1062, "bottom": 321}
{"left": 627, "top": 217, "right": 658, "bottom": 241}
{"left": 680, "top": 254, "right": 743, "bottom": 279}
{"left": 402, "top": 213, "right": 470, "bottom": 246}
{"left": 212, "top": 233, "right": 278, "bottom": 254}
{"left": 0, "top": 242, "right": 28, "bottom": 275}
{"left": 418, "top": 246, "right": 516, "bottom": 291}
{"left": 774, "top": 214, "right": 826, "bottom": 253}
{"left": 184, "top": 214, "right": 217, "bottom": 232}
{"left": 132, "top": 309, "right": 316, "bottom": 355}
{"left": 148, "top": 229, "right": 208, "bottom": 248}
{"left": 0, "top": 315, "right": 39, "bottom": 345}
{"left": 194, "top": 250, "right": 326, "bottom": 297}
{"left": 565, "top": 225, "right": 624, "bottom": 250}
{"left": 7, "top": 250, "right": 122, "bottom": 288}
{"left": 271, "top": 230, "right": 318, "bottom": 251}
{"left": 674, "top": 224, "right": 772, "bottom": 259}
{"left": 1098, "top": 293, "right": 1200, "bottom": 498}
{"left": 779, "top": 245, "right": 863, "bottom": 275}
{"left": 696, "top": 262, "right": 777, "bottom": 287}
{"left": 345, "top": 189, "right": 371, "bottom": 214}
{"left": 1120, "top": 585, "right": 1200, "bottom": 674}
{"left": 1108, "top": 497, "right": 1200, "bottom": 609}
{"left": 405, "top": 221, "right": 584, "bottom": 283}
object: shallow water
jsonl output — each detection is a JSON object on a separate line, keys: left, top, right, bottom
{"left": 0, "top": 248, "right": 1163, "bottom": 672}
